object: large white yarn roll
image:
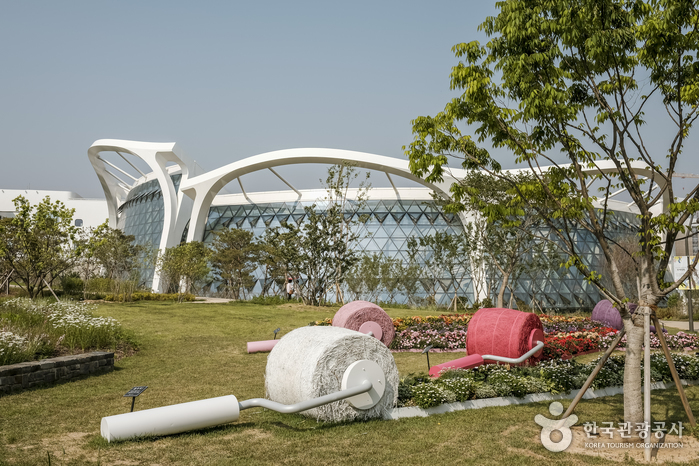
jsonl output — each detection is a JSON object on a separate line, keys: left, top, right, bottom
{"left": 265, "top": 326, "right": 399, "bottom": 422}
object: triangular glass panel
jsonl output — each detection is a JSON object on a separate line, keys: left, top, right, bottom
{"left": 391, "top": 212, "right": 405, "bottom": 223}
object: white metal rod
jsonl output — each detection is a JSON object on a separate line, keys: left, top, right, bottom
{"left": 103, "top": 169, "right": 131, "bottom": 190}
{"left": 607, "top": 187, "right": 628, "bottom": 199}
{"left": 97, "top": 156, "right": 139, "bottom": 182}
{"left": 116, "top": 151, "right": 147, "bottom": 177}
{"left": 239, "top": 380, "right": 372, "bottom": 414}
{"left": 481, "top": 340, "right": 544, "bottom": 364}
{"left": 236, "top": 177, "right": 252, "bottom": 202}
{"left": 268, "top": 167, "right": 302, "bottom": 198}
{"left": 386, "top": 173, "right": 400, "bottom": 199}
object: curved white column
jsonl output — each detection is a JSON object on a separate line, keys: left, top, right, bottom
{"left": 88, "top": 140, "right": 199, "bottom": 291}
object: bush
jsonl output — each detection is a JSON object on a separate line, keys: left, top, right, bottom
{"left": 250, "top": 295, "right": 289, "bottom": 305}
{"left": 104, "top": 292, "right": 194, "bottom": 302}
{"left": 0, "top": 331, "right": 31, "bottom": 365}
{"left": 60, "top": 274, "right": 84, "bottom": 296}
{"left": 439, "top": 377, "right": 477, "bottom": 401}
{"left": 0, "top": 298, "right": 137, "bottom": 362}
{"left": 411, "top": 383, "right": 454, "bottom": 409}
{"left": 395, "top": 353, "right": 699, "bottom": 409}
{"left": 85, "top": 277, "right": 114, "bottom": 293}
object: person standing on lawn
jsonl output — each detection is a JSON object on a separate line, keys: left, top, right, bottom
{"left": 286, "top": 277, "right": 294, "bottom": 301}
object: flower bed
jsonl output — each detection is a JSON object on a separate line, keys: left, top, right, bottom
{"left": 0, "top": 298, "right": 136, "bottom": 366}
{"left": 600, "top": 331, "right": 699, "bottom": 352}
{"left": 399, "top": 353, "right": 699, "bottom": 409}
{"left": 309, "top": 311, "right": 699, "bottom": 359}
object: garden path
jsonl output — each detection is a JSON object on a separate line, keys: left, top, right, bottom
{"left": 659, "top": 320, "right": 693, "bottom": 331}
{"left": 192, "top": 297, "right": 232, "bottom": 304}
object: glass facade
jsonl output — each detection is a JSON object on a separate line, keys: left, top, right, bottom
{"left": 119, "top": 179, "right": 639, "bottom": 309}
{"left": 117, "top": 174, "right": 181, "bottom": 286}
{"left": 203, "top": 198, "right": 473, "bottom": 305}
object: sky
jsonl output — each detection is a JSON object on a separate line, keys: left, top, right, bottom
{"left": 0, "top": 1, "right": 499, "bottom": 198}
{"left": 1, "top": 2, "right": 697, "bottom": 200}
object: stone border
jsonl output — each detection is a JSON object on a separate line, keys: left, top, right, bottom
{"left": 0, "top": 351, "right": 114, "bottom": 396}
{"left": 384, "top": 379, "right": 699, "bottom": 420}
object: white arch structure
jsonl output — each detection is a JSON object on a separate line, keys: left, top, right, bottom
{"left": 178, "top": 148, "right": 464, "bottom": 244}
{"left": 88, "top": 139, "right": 667, "bottom": 292}
{"left": 88, "top": 141, "right": 464, "bottom": 291}
{"left": 88, "top": 139, "right": 203, "bottom": 291}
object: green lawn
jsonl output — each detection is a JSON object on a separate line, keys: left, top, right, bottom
{"left": 1, "top": 301, "right": 698, "bottom": 465}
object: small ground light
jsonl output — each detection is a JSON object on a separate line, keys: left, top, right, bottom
{"left": 273, "top": 328, "right": 281, "bottom": 339}
{"left": 123, "top": 386, "right": 148, "bottom": 412}
{"left": 422, "top": 345, "right": 434, "bottom": 371}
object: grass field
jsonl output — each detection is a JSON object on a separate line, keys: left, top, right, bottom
{"left": 1, "top": 301, "right": 698, "bottom": 465}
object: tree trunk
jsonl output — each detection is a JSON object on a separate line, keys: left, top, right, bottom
{"left": 496, "top": 272, "right": 510, "bottom": 308}
{"left": 622, "top": 311, "right": 644, "bottom": 426}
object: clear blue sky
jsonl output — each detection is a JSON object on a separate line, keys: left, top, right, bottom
{"left": 0, "top": 1, "right": 498, "bottom": 197}
{"left": 1, "top": 2, "right": 696, "bottom": 199}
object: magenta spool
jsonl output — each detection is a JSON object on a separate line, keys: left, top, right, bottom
{"left": 466, "top": 307, "right": 544, "bottom": 364}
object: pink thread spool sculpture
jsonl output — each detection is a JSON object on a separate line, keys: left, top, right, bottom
{"left": 247, "top": 300, "right": 395, "bottom": 353}
{"left": 429, "top": 308, "right": 545, "bottom": 377}
{"left": 332, "top": 300, "right": 395, "bottom": 347}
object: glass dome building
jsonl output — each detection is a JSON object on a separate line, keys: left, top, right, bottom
{"left": 89, "top": 139, "right": 641, "bottom": 309}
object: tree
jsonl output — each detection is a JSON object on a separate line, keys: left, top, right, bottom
{"left": 405, "top": 0, "right": 699, "bottom": 425}
{"left": 398, "top": 240, "right": 424, "bottom": 307}
{"left": 297, "top": 205, "right": 358, "bottom": 306}
{"left": 0, "top": 196, "right": 78, "bottom": 299}
{"left": 265, "top": 163, "right": 368, "bottom": 306}
{"left": 88, "top": 222, "right": 154, "bottom": 299}
{"left": 210, "top": 228, "right": 259, "bottom": 300}
{"left": 322, "top": 162, "right": 371, "bottom": 304}
{"left": 73, "top": 226, "right": 101, "bottom": 298}
{"left": 259, "top": 224, "right": 303, "bottom": 298}
{"left": 158, "top": 241, "right": 211, "bottom": 300}
{"left": 418, "top": 231, "right": 470, "bottom": 310}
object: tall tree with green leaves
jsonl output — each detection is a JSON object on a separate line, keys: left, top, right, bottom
{"left": 259, "top": 223, "right": 303, "bottom": 297}
{"left": 322, "top": 162, "right": 371, "bottom": 304}
{"left": 88, "top": 222, "right": 155, "bottom": 299}
{"left": 418, "top": 231, "right": 470, "bottom": 310}
{"left": 405, "top": 0, "right": 699, "bottom": 425}
{"left": 0, "top": 196, "right": 79, "bottom": 299}
{"left": 297, "top": 205, "right": 358, "bottom": 305}
{"left": 158, "top": 241, "right": 211, "bottom": 300}
{"left": 210, "top": 228, "right": 259, "bottom": 300}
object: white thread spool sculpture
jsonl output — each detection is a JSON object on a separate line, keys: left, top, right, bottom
{"left": 101, "top": 326, "right": 398, "bottom": 441}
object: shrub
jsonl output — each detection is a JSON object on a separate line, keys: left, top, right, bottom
{"left": 410, "top": 383, "right": 454, "bottom": 409}
{"left": 85, "top": 277, "right": 114, "bottom": 293}
{"left": 473, "top": 383, "right": 498, "bottom": 399}
{"left": 60, "top": 274, "right": 84, "bottom": 296}
{"left": 396, "top": 353, "right": 699, "bottom": 408}
{"left": 0, "top": 331, "right": 30, "bottom": 365}
{"left": 0, "top": 298, "right": 137, "bottom": 361}
{"left": 104, "top": 292, "right": 194, "bottom": 302}
{"left": 250, "top": 295, "right": 289, "bottom": 305}
{"left": 439, "top": 377, "right": 477, "bottom": 401}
